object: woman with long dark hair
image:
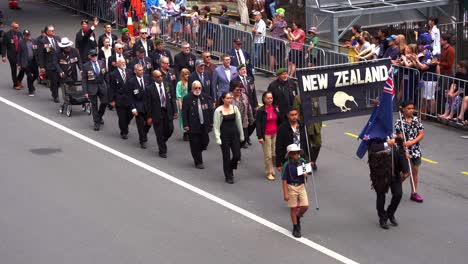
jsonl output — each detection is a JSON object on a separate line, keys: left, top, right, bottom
{"left": 213, "top": 92, "right": 244, "bottom": 184}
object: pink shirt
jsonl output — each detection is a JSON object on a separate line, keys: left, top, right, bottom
{"left": 290, "top": 29, "right": 305, "bottom": 50}
{"left": 265, "top": 105, "right": 278, "bottom": 135}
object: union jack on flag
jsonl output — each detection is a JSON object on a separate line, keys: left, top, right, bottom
{"left": 383, "top": 67, "right": 395, "bottom": 96}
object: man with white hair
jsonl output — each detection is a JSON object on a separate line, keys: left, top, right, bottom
{"left": 108, "top": 43, "right": 128, "bottom": 73}
{"left": 109, "top": 58, "right": 133, "bottom": 139}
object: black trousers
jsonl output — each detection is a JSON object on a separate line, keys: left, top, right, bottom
{"left": 24, "top": 60, "right": 38, "bottom": 92}
{"left": 220, "top": 134, "right": 241, "bottom": 179}
{"left": 153, "top": 112, "right": 174, "bottom": 154}
{"left": 116, "top": 105, "right": 133, "bottom": 135}
{"left": 89, "top": 93, "right": 107, "bottom": 124}
{"left": 46, "top": 70, "right": 59, "bottom": 99}
{"left": 8, "top": 56, "right": 24, "bottom": 87}
{"left": 376, "top": 178, "right": 403, "bottom": 219}
{"left": 135, "top": 113, "right": 151, "bottom": 143}
{"left": 188, "top": 130, "right": 209, "bottom": 165}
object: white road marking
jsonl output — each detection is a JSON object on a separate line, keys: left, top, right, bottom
{"left": 0, "top": 96, "right": 359, "bottom": 264}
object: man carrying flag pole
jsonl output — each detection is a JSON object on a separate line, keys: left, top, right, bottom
{"left": 356, "top": 67, "right": 410, "bottom": 229}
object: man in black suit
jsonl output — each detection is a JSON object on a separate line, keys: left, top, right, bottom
{"left": 107, "top": 43, "right": 129, "bottom": 73}
{"left": 128, "top": 46, "right": 153, "bottom": 76}
{"left": 174, "top": 42, "right": 196, "bottom": 78}
{"left": 17, "top": 29, "right": 39, "bottom": 96}
{"left": 188, "top": 60, "right": 213, "bottom": 103}
{"left": 182, "top": 80, "right": 213, "bottom": 169}
{"left": 230, "top": 64, "right": 258, "bottom": 144}
{"left": 127, "top": 64, "right": 151, "bottom": 149}
{"left": 227, "top": 38, "right": 254, "bottom": 78}
{"left": 57, "top": 37, "right": 82, "bottom": 104}
{"left": 157, "top": 55, "right": 177, "bottom": 90}
{"left": 109, "top": 58, "right": 133, "bottom": 139}
{"left": 149, "top": 39, "right": 173, "bottom": 70}
{"left": 132, "top": 28, "right": 154, "bottom": 58}
{"left": 2, "top": 21, "right": 24, "bottom": 89}
{"left": 75, "top": 19, "right": 98, "bottom": 63}
{"left": 98, "top": 23, "right": 118, "bottom": 49}
{"left": 145, "top": 70, "right": 177, "bottom": 158}
{"left": 37, "top": 25, "right": 62, "bottom": 102}
{"left": 82, "top": 49, "right": 108, "bottom": 131}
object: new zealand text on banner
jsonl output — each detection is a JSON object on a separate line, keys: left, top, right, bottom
{"left": 296, "top": 59, "right": 391, "bottom": 124}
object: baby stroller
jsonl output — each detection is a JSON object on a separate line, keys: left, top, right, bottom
{"left": 59, "top": 81, "right": 91, "bottom": 117}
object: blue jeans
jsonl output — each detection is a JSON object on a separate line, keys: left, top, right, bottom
{"left": 254, "top": 43, "right": 264, "bottom": 68}
{"left": 269, "top": 2, "right": 276, "bottom": 17}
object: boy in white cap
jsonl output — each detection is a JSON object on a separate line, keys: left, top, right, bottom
{"left": 281, "top": 143, "right": 312, "bottom": 238}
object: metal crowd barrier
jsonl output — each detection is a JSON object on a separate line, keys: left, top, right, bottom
{"left": 49, "top": 0, "right": 120, "bottom": 24}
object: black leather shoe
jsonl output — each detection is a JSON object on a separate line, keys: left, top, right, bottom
{"left": 140, "top": 142, "right": 147, "bottom": 149}
{"left": 183, "top": 132, "right": 189, "bottom": 141}
{"left": 247, "top": 139, "right": 252, "bottom": 146}
{"left": 225, "top": 177, "right": 234, "bottom": 184}
{"left": 120, "top": 134, "right": 128, "bottom": 139}
{"left": 241, "top": 144, "right": 248, "bottom": 149}
{"left": 379, "top": 219, "right": 389, "bottom": 229}
{"left": 53, "top": 97, "right": 59, "bottom": 103}
{"left": 195, "top": 163, "right": 204, "bottom": 169}
{"left": 93, "top": 123, "right": 100, "bottom": 131}
{"left": 292, "top": 225, "right": 301, "bottom": 238}
{"left": 388, "top": 216, "right": 398, "bottom": 226}
{"left": 159, "top": 153, "right": 167, "bottom": 158}
{"left": 100, "top": 118, "right": 104, "bottom": 125}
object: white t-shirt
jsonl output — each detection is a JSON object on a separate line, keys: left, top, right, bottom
{"left": 431, "top": 26, "right": 441, "bottom": 55}
{"left": 370, "top": 44, "right": 380, "bottom": 60}
{"left": 254, "top": 19, "right": 266, "bottom": 44}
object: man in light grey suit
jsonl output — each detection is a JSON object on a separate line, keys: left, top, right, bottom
{"left": 212, "top": 54, "right": 238, "bottom": 103}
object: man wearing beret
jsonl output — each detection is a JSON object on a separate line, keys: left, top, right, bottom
{"left": 267, "top": 68, "right": 297, "bottom": 120}
{"left": 149, "top": 39, "right": 173, "bottom": 70}
{"left": 82, "top": 49, "right": 108, "bottom": 131}
{"left": 117, "top": 28, "right": 134, "bottom": 59}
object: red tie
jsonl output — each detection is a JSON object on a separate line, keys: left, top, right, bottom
{"left": 13, "top": 34, "right": 19, "bottom": 53}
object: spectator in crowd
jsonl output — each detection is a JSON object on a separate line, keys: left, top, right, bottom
{"left": 219, "top": 5, "right": 229, "bottom": 25}
{"left": 275, "top": 107, "right": 308, "bottom": 170}
{"left": 202, "top": 51, "right": 216, "bottom": 76}
{"left": 117, "top": 28, "right": 134, "bottom": 59}
{"left": 355, "top": 31, "right": 371, "bottom": 54}
{"left": 438, "top": 33, "right": 455, "bottom": 76}
{"left": 182, "top": 80, "right": 213, "bottom": 169}
{"left": 174, "top": 42, "right": 196, "bottom": 77}
{"left": 293, "top": 95, "right": 321, "bottom": 171}
{"left": 230, "top": 81, "right": 254, "bottom": 149}
{"left": 2, "top": 21, "right": 24, "bottom": 90}
{"left": 267, "top": 68, "right": 296, "bottom": 120}
{"left": 133, "top": 28, "right": 154, "bottom": 57}
{"left": 399, "top": 44, "right": 419, "bottom": 102}
{"left": 128, "top": 63, "right": 151, "bottom": 148}
{"left": 347, "top": 24, "right": 361, "bottom": 62}
{"left": 170, "top": 6, "right": 183, "bottom": 44}
{"left": 212, "top": 54, "right": 238, "bottom": 101}
{"left": 285, "top": 22, "right": 305, "bottom": 77}
{"left": 129, "top": 46, "right": 153, "bottom": 76}
{"left": 414, "top": 45, "right": 438, "bottom": 117}
{"left": 256, "top": 91, "right": 281, "bottom": 180}
{"left": 357, "top": 34, "right": 380, "bottom": 61}
{"left": 377, "top": 27, "right": 389, "bottom": 58}
{"left": 439, "top": 60, "right": 468, "bottom": 122}
{"left": 150, "top": 39, "right": 173, "bottom": 70}
{"left": 395, "top": 34, "right": 407, "bottom": 55}
{"left": 281, "top": 143, "right": 310, "bottom": 238}
{"left": 382, "top": 35, "right": 400, "bottom": 64}
{"left": 306, "top": 27, "right": 319, "bottom": 67}
{"left": 186, "top": 5, "right": 200, "bottom": 47}
{"left": 200, "top": 6, "right": 214, "bottom": 50}
{"left": 109, "top": 57, "right": 133, "bottom": 139}
{"left": 75, "top": 18, "right": 98, "bottom": 63}
{"left": 213, "top": 92, "right": 244, "bottom": 184}
{"left": 395, "top": 101, "right": 425, "bottom": 203}
{"left": 145, "top": 69, "right": 177, "bottom": 159}
{"left": 176, "top": 68, "right": 190, "bottom": 141}
{"left": 38, "top": 25, "right": 62, "bottom": 103}
{"left": 267, "top": 11, "right": 287, "bottom": 74}
{"left": 265, "top": 0, "right": 276, "bottom": 20}
{"left": 227, "top": 38, "right": 253, "bottom": 78}
{"left": 252, "top": 11, "right": 266, "bottom": 69}
{"left": 189, "top": 60, "right": 213, "bottom": 103}
{"left": 82, "top": 49, "right": 108, "bottom": 131}
{"left": 428, "top": 17, "right": 440, "bottom": 56}
{"left": 17, "top": 29, "right": 38, "bottom": 96}
{"left": 98, "top": 23, "right": 118, "bottom": 49}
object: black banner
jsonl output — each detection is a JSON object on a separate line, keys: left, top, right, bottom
{"left": 297, "top": 59, "right": 391, "bottom": 124}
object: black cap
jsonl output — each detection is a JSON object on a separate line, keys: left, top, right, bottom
{"left": 136, "top": 46, "right": 146, "bottom": 53}
{"left": 23, "top": 29, "right": 31, "bottom": 36}
{"left": 88, "top": 49, "right": 98, "bottom": 56}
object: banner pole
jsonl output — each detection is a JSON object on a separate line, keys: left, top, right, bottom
{"left": 398, "top": 109, "right": 416, "bottom": 193}
{"left": 303, "top": 123, "right": 320, "bottom": 210}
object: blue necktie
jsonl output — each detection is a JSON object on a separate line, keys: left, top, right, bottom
{"left": 93, "top": 61, "right": 100, "bottom": 76}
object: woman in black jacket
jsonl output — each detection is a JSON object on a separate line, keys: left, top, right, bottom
{"left": 256, "top": 91, "right": 281, "bottom": 180}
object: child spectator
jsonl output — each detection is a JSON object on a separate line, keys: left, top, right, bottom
{"left": 281, "top": 144, "right": 312, "bottom": 238}
{"left": 440, "top": 61, "right": 468, "bottom": 122}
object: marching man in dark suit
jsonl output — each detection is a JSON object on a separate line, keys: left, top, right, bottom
{"left": 227, "top": 38, "right": 254, "bottom": 78}
{"left": 107, "top": 43, "right": 129, "bottom": 73}
{"left": 37, "top": 25, "right": 62, "bottom": 103}
{"left": 109, "top": 58, "right": 133, "bottom": 139}
{"left": 150, "top": 39, "right": 173, "bottom": 70}
{"left": 188, "top": 60, "right": 213, "bottom": 104}
{"left": 128, "top": 46, "right": 153, "bottom": 76}
{"left": 182, "top": 80, "right": 213, "bottom": 169}
{"left": 17, "top": 29, "right": 38, "bottom": 96}
{"left": 145, "top": 70, "right": 177, "bottom": 158}
{"left": 82, "top": 49, "right": 108, "bottom": 131}
{"left": 2, "top": 21, "right": 24, "bottom": 90}
{"left": 132, "top": 28, "right": 154, "bottom": 58}
{"left": 127, "top": 64, "right": 151, "bottom": 149}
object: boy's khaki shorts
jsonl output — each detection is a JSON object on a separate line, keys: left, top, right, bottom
{"left": 287, "top": 184, "right": 309, "bottom": 208}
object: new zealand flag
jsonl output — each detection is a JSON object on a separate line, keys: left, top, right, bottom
{"left": 356, "top": 67, "right": 395, "bottom": 159}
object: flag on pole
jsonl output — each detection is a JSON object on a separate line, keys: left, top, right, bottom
{"left": 356, "top": 67, "right": 395, "bottom": 159}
